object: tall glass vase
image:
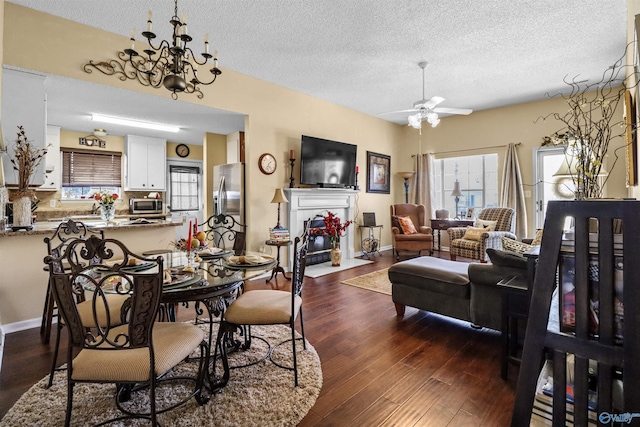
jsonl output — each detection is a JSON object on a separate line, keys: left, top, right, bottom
{"left": 100, "top": 204, "right": 115, "bottom": 222}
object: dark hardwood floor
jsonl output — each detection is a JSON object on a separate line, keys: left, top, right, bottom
{"left": 0, "top": 250, "right": 517, "bottom": 426}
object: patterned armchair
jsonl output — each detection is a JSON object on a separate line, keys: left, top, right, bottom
{"left": 447, "top": 207, "right": 516, "bottom": 262}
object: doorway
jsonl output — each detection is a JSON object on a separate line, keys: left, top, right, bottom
{"left": 533, "top": 146, "right": 574, "bottom": 229}
{"left": 167, "top": 159, "right": 203, "bottom": 239}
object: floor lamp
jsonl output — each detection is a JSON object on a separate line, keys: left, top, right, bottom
{"left": 451, "top": 180, "right": 462, "bottom": 219}
{"left": 396, "top": 172, "right": 415, "bottom": 203}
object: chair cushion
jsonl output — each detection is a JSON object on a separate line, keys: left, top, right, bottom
{"left": 397, "top": 216, "right": 417, "bottom": 234}
{"left": 75, "top": 294, "right": 130, "bottom": 328}
{"left": 474, "top": 219, "right": 497, "bottom": 231}
{"left": 71, "top": 322, "right": 204, "bottom": 382}
{"left": 462, "top": 226, "right": 486, "bottom": 241}
{"left": 398, "top": 216, "right": 418, "bottom": 234}
{"left": 224, "top": 290, "right": 302, "bottom": 325}
{"left": 501, "top": 236, "right": 533, "bottom": 254}
{"left": 391, "top": 215, "right": 405, "bottom": 234}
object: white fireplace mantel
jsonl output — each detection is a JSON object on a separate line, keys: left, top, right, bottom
{"left": 284, "top": 188, "right": 358, "bottom": 267}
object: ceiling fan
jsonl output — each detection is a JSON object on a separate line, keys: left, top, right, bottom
{"left": 379, "top": 61, "right": 472, "bottom": 129}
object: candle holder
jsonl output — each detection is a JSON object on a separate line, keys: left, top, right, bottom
{"left": 289, "top": 158, "right": 296, "bottom": 188}
{"left": 354, "top": 172, "right": 360, "bottom": 190}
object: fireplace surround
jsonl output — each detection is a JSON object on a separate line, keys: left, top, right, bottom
{"left": 284, "top": 188, "right": 357, "bottom": 268}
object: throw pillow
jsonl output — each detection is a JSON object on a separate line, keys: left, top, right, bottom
{"left": 391, "top": 215, "right": 404, "bottom": 234}
{"left": 397, "top": 216, "right": 417, "bottom": 234}
{"left": 501, "top": 236, "right": 533, "bottom": 254}
{"left": 474, "top": 219, "right": 498, "bottom": 231}
{"left": 486, "top": 248, "right": 528, "bottom": 269}
{"left": 531, "top": 228, "right": 544, "bottom": 246}
{"left": 462, "top": 226, "right": 487, "bottom": 241}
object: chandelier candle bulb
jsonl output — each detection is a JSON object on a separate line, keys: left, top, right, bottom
{"left": 204, "top": 33, "right": 209, "bottom": 54}
{"left": 147, "top": 10, "right": 152, "bottom": 31}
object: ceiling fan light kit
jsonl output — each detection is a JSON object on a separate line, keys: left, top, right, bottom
{"left": 379, "top": 61, "right": 472, "bottom": 129}
{"left": 83, "top": 0, "right": 221, "bottom": 100}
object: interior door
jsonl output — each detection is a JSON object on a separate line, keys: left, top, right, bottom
{"left": 533, "top": 146, "right": 574, "bottom": 229}
{"left": 167, "top": 159, "right": 203, "bottom": 239}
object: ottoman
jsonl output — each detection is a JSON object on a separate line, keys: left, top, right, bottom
{"left": 388, "top": 257, "right": 472, "bottom": 322}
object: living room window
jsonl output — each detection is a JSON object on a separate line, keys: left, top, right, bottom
{"left": 60, "top": 148, "right": 122, "bottom": 200}
{"left": 434, "top": 154, "right": 498, "bottom": 217}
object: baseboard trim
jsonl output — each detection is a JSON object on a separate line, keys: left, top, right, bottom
{"left": 2, "top": 317, "right": 47, "bottom": 334}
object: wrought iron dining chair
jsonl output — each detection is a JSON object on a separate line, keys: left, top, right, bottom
{"left": 199, "top": 213, "right": 246, "bottom": 255}
{"left": 43, "top": 219, "right": 131, "bottom": 388}
{"left": 215, "top": 220, "right": 310, "bottom": 387}
{"left": 46, "top": 234, "right": 209, "bottom": 426}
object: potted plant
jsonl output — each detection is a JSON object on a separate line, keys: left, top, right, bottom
{"left": 311, "top": 211, "right": 352, "bottom": 266}
{"left": 9, "top": 126, "right": 47, "bottom": 229}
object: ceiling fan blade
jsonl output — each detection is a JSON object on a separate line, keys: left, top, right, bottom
{"left": 432, "top": 107, "right": 473, "bottom": 115}
{"left": 423, "top": 96, "right": 445, "bottom": 109}
{"left": 377, "top": 108, "right": 419, "bottom": 115}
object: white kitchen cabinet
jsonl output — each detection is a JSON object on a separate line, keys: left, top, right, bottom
{"left": 1, "top": 67, "right": 47, "bottom": 187}
{"left": 124, "top": 135, "right": 166, "bottom": 191}
{"left": 38, "top": 125, "right": 61, "bottom": 191}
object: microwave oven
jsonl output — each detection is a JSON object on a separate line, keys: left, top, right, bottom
{"left": 129, "top": 198, "right": 163, "bottom": 214}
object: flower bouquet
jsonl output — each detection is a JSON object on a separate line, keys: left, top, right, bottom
{"left": 310, "top": 211, "right": 352, "bottom": 266}
{"left": 92, "top": 191, "right": 119, "bottom": 222}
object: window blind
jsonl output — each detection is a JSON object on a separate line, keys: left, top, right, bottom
{"left": 61, "top": 148, "right": 122, "bottom": 187}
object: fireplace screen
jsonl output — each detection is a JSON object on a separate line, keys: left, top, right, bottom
{"left": 306, "top": 219, "right": 332, "bottom": 265}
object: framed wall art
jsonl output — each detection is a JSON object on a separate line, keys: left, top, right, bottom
{"left": 366, "top": 151, "right": 390, "bottom": 194}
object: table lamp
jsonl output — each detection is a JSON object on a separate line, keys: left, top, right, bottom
{"left": 396, "top": 171, "right": 415, "bottom": 203}
{"left": 451, "top": 180, "right": 462, "bottom": 219}
{"left": 270, "top": 188, "right": 289, "bottom": 229}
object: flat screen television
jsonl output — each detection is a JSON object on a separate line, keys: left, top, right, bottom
{"left": 300, "top": 135, "right": 357, "bottom": 187}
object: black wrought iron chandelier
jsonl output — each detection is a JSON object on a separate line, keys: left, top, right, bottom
{"left": 84, "top": 0, "right": 221, "bottom": 100}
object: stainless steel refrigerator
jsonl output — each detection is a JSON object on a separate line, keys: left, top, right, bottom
{"left": 213, "top": 163, "right": 245, "bottom": 224}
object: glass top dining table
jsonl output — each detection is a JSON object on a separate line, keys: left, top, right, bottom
{"left": 91, "top": 249, "right": 277, "bottom": 392}
{"left": 156, "top": 251, "right": 277, "bottom": 305}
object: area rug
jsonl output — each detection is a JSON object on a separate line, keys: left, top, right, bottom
{"left": 341, "top": 268, "right": 391, "bottom": 295}
{"left": 0, "top": 324, "right": 322, "bottom": 427}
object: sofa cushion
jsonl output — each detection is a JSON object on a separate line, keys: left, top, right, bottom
{"left": 388, "top": 257, "right": 470, "bottom": 299}
{"left": 486, "top": 248, "right": 528, "bottom": 269}
{"left": 501, "top": 236, "right": 533, "bottom": 254}
{"left": 531, "top": 228, "right": 544, "bottom": 246}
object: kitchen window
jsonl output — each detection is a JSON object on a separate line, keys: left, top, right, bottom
{"left": 61, "top": 148, "right": 122, "bottom": 200}
{"left": 169, "top": 165, "right": 201, "bottom": 211}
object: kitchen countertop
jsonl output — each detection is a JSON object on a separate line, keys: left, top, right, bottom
{"left": 0, "top": 216, "right": 182, "bottom": 238}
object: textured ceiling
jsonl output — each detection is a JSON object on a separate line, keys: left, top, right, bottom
{"left": 8, "top": 0, "right": 629, "bottom": 145}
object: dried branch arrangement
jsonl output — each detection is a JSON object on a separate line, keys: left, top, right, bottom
{"left": 10, "top": 125, "right": 47, "bottom": 198}
{"left": 536, "top": 47, "right": 638, "bottom": 199}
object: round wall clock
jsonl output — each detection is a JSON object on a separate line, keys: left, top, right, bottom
{"left": 176, "top": 143, "right": 190, "bottom": 158}
{"left": 258, "top": 153, "right": 277, "bottom": 175}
